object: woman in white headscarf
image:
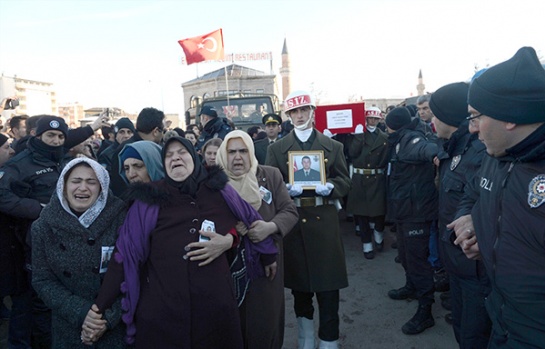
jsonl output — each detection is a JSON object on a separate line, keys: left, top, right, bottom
{"left": 31, "top": 157, "right": 127, "bottom": 348}
{"left": 216, "top": 130, "right": 298, "bottom": 349}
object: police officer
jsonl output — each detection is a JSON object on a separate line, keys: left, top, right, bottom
{"left": 266, "top": 90, "right": 351, "bottom": 349}
{"left": 345, "top": 107, "right": 389, "bottom": 259}
{"left": 452, "top": 46, "right": 545, "bottom": 348}
{"left": 385, "top": 107, "right": 439, "bottom": 335}
{"left": 254, "top": 113, "right": 282, "bottom": 165}
{"left": 430, "top": 82, "right": 491, "bottom": 347}
{"left": 0, "top": 115, "right": 69, "bottom": 348}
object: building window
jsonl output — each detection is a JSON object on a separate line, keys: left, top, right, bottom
{"left": 256, "top": 89, "right": 264, "bottom": 94}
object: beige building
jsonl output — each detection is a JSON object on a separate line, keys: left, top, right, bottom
{"left": 0, "top": 74, "right": 57, "bottom": 119}
{"left": 181, "top": 63, "right": 279, "bottom": 126}
{"left": 58, "top": 102, "right": 85, "bottom": 128}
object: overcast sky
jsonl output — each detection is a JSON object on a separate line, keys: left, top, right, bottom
{"left": 1, "top": 0, "right": 543, "bottom": 116}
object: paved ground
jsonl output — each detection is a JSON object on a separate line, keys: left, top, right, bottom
{"left": 1, "top": 212, "right": 457, "bottom": 349}
{"left": 281, "top": 213, "right": 457, "bottom": 349}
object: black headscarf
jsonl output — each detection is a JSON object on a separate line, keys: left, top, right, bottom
{"left": 162, "top": 136, "right": 207, "bottom": 196}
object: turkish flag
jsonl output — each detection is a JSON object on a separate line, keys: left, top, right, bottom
{"left": 178, "top": 29, "right": 225, "bottom": 65}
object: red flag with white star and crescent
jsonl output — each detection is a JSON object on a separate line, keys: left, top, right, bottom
{"left": 178, "top": 29, "right": 224, "bottom": 65}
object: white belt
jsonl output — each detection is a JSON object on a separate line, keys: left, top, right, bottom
{"left": 353, "top": 168, "right": 385, "bottom": 175}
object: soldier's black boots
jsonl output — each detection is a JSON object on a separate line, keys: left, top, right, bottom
{"left": 388, "top": 286, "right": 416, "bottom": 300}
{"left": 402, "top": 304, "right": 435, "bottom": 335}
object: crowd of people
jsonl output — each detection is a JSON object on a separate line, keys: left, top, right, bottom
{"left": 0, "top": 45, "right": 544, "bottom": 349}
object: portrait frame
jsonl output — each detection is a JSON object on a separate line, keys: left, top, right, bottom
{"left": 288, "top": 150, "right": 326, "bottom": 189}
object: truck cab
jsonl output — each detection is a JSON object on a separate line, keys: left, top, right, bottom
{"left": 186, "top": 93, "right": 280, "bottom": 132}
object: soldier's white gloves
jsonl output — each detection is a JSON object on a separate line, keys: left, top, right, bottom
{"left": 323, "top": 129, "right": 336, "bottom": 138}
{"left": 354, "top": 124, "right": 364, "bottom": 134}
{"left": 286, "top": 183, "right": 303, "bottom": 197}
{"left": 315, "top": 183, "right": 334, "bottom": 196}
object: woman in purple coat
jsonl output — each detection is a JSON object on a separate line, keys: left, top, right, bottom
{"left": 82, "top": 137, "right": 276, "bottom": 349}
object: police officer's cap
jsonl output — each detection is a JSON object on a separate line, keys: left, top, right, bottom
{"left": 262, "top": 113, "right": 281, "bottom": 125}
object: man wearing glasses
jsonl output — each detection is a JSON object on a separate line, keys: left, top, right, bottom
{"left": 453, "top": 46, "right": 545, "bottom": 348}
{"left": 430, "top": 82, "right": 491, "bottom": 348}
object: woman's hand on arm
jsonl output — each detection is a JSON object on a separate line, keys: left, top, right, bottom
{"left": 248, "top": 220, "right": 278, "bottom": 243}
{"left": 185, "top": 231, "right": 233, "bottom": 266}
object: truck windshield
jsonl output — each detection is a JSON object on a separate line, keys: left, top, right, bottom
{"left": 202, "top": 97, "right": 273, "bottom": 125}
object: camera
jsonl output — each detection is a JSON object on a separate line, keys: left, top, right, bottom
{"left": 4, "top": 98, "right": 19, "bottom": 110}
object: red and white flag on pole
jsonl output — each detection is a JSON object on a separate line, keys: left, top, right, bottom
{"left": 178, "top": 29, "right": 224, "bottom": 65}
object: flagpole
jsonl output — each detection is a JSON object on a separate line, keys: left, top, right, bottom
{"left": 224, "top": 64, "right": 230, "bottom": 107}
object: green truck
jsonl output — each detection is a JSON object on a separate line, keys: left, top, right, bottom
{"left": 185, "top": 93, "right": 281, "bottom": 131}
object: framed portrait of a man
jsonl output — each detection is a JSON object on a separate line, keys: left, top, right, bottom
{"left": 289, "top": 150, "right": 326, "bottom": 189}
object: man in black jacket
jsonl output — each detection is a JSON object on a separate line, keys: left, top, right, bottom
{"left": 385, "top": 107, "right": 439, "bottom": 335}
{"left": 97, "top": 117, "right": 135, "bottom": 172}
{"left": 452, "top": 46, "right": 545, "bottom": 348}
{"left": 0, "top": 115, "right": 69, "bottom": 349}
{"left": 430, "top": 82, "right": 491, "bottom": 348}
{"left": 195, "top": 106, "right": 232, "bottom": 152}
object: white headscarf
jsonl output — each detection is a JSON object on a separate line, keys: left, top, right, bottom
{"left": 216, "top": 130, "right": 262, "bottom": 210}
{"left": 57, "top": 157, "right": 110, "bottom": 228}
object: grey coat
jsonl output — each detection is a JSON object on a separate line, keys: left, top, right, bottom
{"left": 31, "top": 193, "right": 127, "bottom": 348}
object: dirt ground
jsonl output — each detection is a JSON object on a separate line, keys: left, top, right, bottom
{"left": 1, "top": 212, "right": 458, "bottom": 349}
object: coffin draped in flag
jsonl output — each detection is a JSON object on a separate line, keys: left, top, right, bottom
{"left": 178, "top": 29, "right": 225, "bottom": 65}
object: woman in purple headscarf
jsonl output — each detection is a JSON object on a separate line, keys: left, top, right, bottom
{"left": 82, "top": 137, "right": 276, "bottom": 349}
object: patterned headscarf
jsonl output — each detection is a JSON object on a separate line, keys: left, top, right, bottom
{"left": 57, "top": 157, "right": 110, "bottom": 228}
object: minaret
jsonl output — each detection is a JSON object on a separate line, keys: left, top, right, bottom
{"left": 416, "top": 69, "right": 425, "bottom": 96}
{"left": 279, "top": 38, "right": 291, "bottom": 101}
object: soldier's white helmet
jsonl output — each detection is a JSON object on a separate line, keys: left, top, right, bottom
{"left": 284, "top": 90, "right": 316, "bottom": 114}
{"left": 365, "top": 107, "right": 382, "bottom": 119}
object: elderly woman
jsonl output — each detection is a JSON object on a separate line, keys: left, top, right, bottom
{"left": 118, "top": 141, "right": 164, "bottom": 184}
{"left": 202, "top": 137, "right": 222, "bottom": 166}
{"left": 31, "top": 157, "right": 126, "bottom": 348}
{"left": 216, "top": 130, "right": 298, "bottom": 349}
{"left": 85, "top": 137, "right": 276, "bottom": 348}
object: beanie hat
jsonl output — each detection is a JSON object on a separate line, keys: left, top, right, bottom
{"left": 0, "top": 133, "right": 8, "bottom": 146}
{"left": 119, "top": 145, "right": 142, "bottom": 164}
{"left": 385, "top": 107, "right": 412, "bottom": 131}
{"left": 114, "top": 117, "right": 135, "bottom": 134}
{"left": 468, "top": 46, "right": 545, "bottom": 124}
{"left": 36, "top": 116, "right": 68, "bottom": 137}
{"left": 405, "top": 104, "right": 417, "bottom": 117}
{"left": 429, "top": 82, "right": 470, "bottom": 127}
